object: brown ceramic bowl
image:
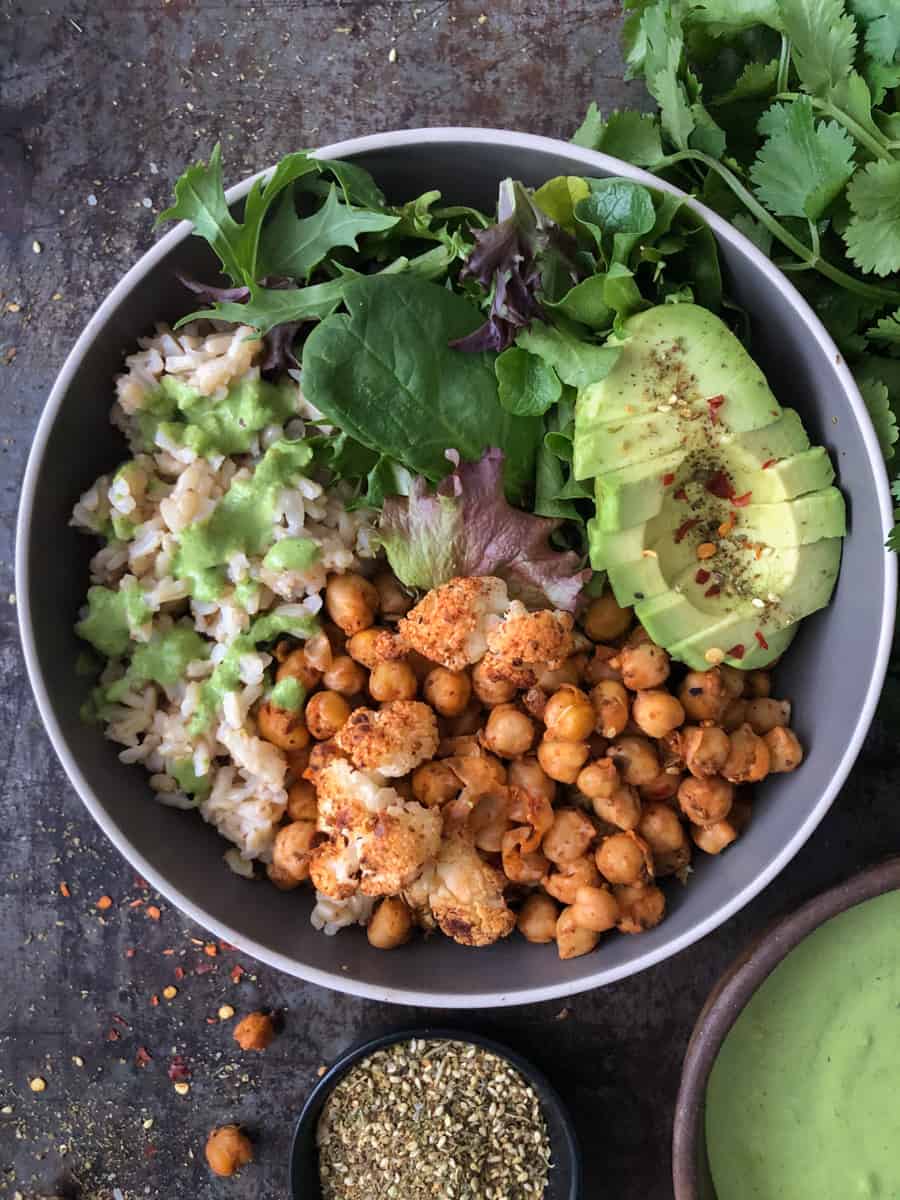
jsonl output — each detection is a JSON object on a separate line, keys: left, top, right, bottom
{"left": 672, "top": 856, "right": 900, "bottom": 1199}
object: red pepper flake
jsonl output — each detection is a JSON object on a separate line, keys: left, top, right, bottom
{"left": 219, "top": 941, "right": 237, "bottom": 951}
{"left": 727, "top": 644, "right": 746, "bottom": 660}
{"left": 695, "top": 569, "right": 711, "bottom": 585}
{"left": 705, "top": 470, "right": 735, "bottom": 500}
{"left": 190, "top": 937, "right": 204, "bottom": 947}
{"left": 106, "top": 1028, "right": 120, "bottom": 1042}
{"left": 230, "top": 964, "right": 245, "bottom": 984}
{"left": 144, "top": 1144, "right": 157, "bottom": 1159}
{"left": 673, "top": 486, "right": 688, "bottom": 501}
{"left": 662, "top": 472, "right": 675, "bottom": 485}
{"left": 96, "top": 895, "right": 113, "bottom": 911}
{"left": 194, "top": 962, "right": 215, "bottom": 975}
{"left": 111, "top": 1013, "right": 130, "bottom": 1028}
{"left": 124, "top": 947, "right": 136, "bottom": 959}
{"left": 674, "top": 517, "right": 700, "bottom": 544}
{"left": 59, "top": 882, "right": 70, "bottom": 898}
{"left": 731, "top": 491, "right": 752, "bottom": 507}
{"left": 135, "top": 1046, "right": 152, "bottom": 1068}
{"left": 167, "top": 1056, "right": 191, "bottom": 1083}
{"left": 206, "top": 1017, "right": 218, "bottom": 1025}
{"left": 146, "top": 905, "right": 161, "bottom": 921}
{"left": 707, "top": 394, "right": 726, "bottom": 422}
{"left": 129, "top": 898, "right": 144, "bottom": 909}
{"left": 174, "top": 966, "right": 185, "bottom": 981}
{"left": 755, "top": 631, "right": 769, "bottom": 650}
{"left": 162, "top": 948, "right": 175, "bottom": 956}
{"left": 133, "top": 875, "right": 149, "bottom": 889}
{"left": 150, "top": 994, "right": 159, "bottom": 1007}
{"left": 704, "top": 585, "right": 722, "bottom": 598}
{"left": 204, "top": 944, "right": 218, "bottom": 958}
{"left": 761, "top": 458, "right": 777, "bottom": 470}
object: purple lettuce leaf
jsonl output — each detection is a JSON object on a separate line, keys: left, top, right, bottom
{"left": 450, "top": 179, "right": 580, "bottom": 354}
{"left": 176, "top": 273, "right": 303, "bottom": 375}
{"left": 378, "top": 447, "right": 589, "bottom": 611}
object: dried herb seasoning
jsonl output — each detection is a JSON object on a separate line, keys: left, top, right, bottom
{"left": 317, "top": 1038, "right": 551, "bottom": 1200}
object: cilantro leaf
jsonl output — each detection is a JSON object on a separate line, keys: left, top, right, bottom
{"left": 157, "top": 144, "right": 245, "bottom": 285}
{"left": 572, "top": 105, "right": 665, "bottom": 167}
{"left": 779, "top": 0, "right": 858, "bottom": 98}
{"left": 750, "top": 98, "right": 856, "bottom": 220}
{"left": 714, "top": 58, "right": 779, "bottom": 104}
{"left": 258, "top": 184, "right": 399, "bottom": 281}
{"left": 868, "top": 308, "right": 900, "bottom": 354}
{"left": 858, "top": 377, "right": 898, "bottom": 460}
{"left": 641, "top": 1, "right": 697, "bottom": 149}
{"left": 847, "top": 0, "right": 900, "bottom": 65}
{"left": 688, "top": 0, "right": 783, "bottom": 36}
{"left": 731, "top": 212, "right": 774, "bottom": 254}
{"left": 845, "top": 160, "right": 900, "bottom": 276}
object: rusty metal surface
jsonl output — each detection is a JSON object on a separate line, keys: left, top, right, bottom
{"left": 2, "top": 3, "right": 898, "bottom": 1198}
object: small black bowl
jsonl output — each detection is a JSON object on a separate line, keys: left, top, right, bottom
{"left": 290, "top": 1027, "right": 581, "bottom": 1199}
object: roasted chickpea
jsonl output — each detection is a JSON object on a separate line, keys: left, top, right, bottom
{"left": 590, "top": 680, "right": 630, "bottom": 739}
{"left": 233, "top": 1010, "right": 276, "bottom": 1051}
{"left": 471, "top": 659, "right": 518, "bottom": 706}
{"left": 722, "top": 723, "right": 770, "bottom": 783}
{"left": 583, "top": 592, "right": 633, "bottom": 642}
{"left": 269, "top": 820, "right": 316, "bottom": 887}
{"left": 305, "top": 690, "right": 351, "bottom": 740}
{"left": 745, "top": 670, "right": 771, "bottom": 698}
{"left": 423, "top": 667, "right": 472, "bottom": 718}
{"left": 682, "top": 725, "right": 730, "bottom": 778}
{"left": 508, "top": 756, "right": 557, "bottom": 804}
{"left": 286, "top": 779, "right": 317, "bottom": 823}
{"left": 691, "top": 818, "right": 738, "bottom": 855}
{"left": 367, "top": 896, "right": 413, "bottom": 949}
{"left": 517, "top": 892, "right": 559, "bottom": 943}
{"left": 637, "top": 801, "right": 690, "bottom": 876}
{"left": 678, "top": 775, "right": 734, "bottom": 826}
{"left": 521, "top": 686, "right": 548, "bottom": 722}
{"left": 632, "top": 690, "right": 685, "bottom": 738}
{"left": 719, "top": 665, "right": 746, "bottom": 700}
{"left": 746, "top": 698, "right": 792, "bottom": 735}
{"left": 325, "top": 572, "right": 379, "bottom": 636}
{"left": 322, "top": 654, "right": 367, "bottom": 697}
{"left": 448, "top": 700, "right": 487, "bottom": 737}
{"left": 542, "top": 854, "right": 600, "bottom": 904}
{"left": 639, "top": 771, "right": 681, "bottom": 803}
{"left": 678, "top": 670, "right": 728, "bottom": 722}
{"left": 571, "top": 884, "right": 619, "bottom": 933}
{"left": 595, "top": 830, "right": 653, "bottom": 885}
{"left": 284, "top": 745, "right": 311, "bottom": 782}
{"left": 543, "top": 685, "right": 595, "bottom": 742}
{"left": 614, "top": 882, "right": 666, "bottom": 934}
{"left": 257, "top": 701, "right": 310, "bottom": 751}
{"left": 482, "top": 704, "right": 535, "bottom": 758}
{"left": 369, "top": 660, "right": 418, "bottom": 702}
{"left": 534, "top": 658, "right": 582, "bottom": 691}
{"left": 542, "top": 808, "right": 597, "bottom": 865}
{"left": 583, "top": 645, "right": 624, "bottom": 686}
{"left": 590, "top": 783, "right": 642, "bottom": 831}
{"left": 764, "top": 726, "right": 803, "bottom": 772}
{"left": 373, "top": 572, "right": 414, "bottom": 621}
{"left": 619, "top": 642, "right": 670, "bottom": 691}
{"left": 275, "top": 646, "right": 322, "bottom": 692}
{"left": 556, "top": 906, "right": 601, "bottom": 959}
{"left": 206, "top": 1125, "right": 253, "bottom": 1177}
{"left": 346, "top": 626, "right": 398, "bottom": 669}
{"left": 721, "top": 698, "right": 748, "bottom": 733}
{"left": 411, "top": 760, "right": 461, "bottom": 808}
{"left": 537, "top": 738, "right": 591, "bottom": 784}
{"left": 577, "top": 757, "right": 619, "bottom": 800}
{"left": 608, "top": 735, "right": 660, "bottom": 787}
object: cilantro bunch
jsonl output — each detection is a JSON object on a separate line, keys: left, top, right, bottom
{"left": 574, "top": 0, "right": 900, "bottom": 474}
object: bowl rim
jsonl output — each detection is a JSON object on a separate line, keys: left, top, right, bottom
{"left": 288, "top": 1025, "right": 581, "bottom": 1200}
{"left": 671, "top": 855, "right": 900, "bottom": 1199}
{"left": 16, "top": 125, "right": 898, "bottom": 1007}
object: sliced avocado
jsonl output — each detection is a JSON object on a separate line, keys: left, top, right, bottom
{"left": 727, "top": 488, "right": 845, "bottom": 547}
{"left": 730, "top": 446, "right": 834, "bottom": 504}
{"left": 574, "top": 303, "right": 782, "bottom": 480}
{"left": 723, "top": 408, "right": 809, "bottom": 473}
{"left": 593, "top": 451, "right": 685, "bottom": 532}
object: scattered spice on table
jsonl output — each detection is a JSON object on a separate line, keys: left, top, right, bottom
{"left": 317, "top": 1038, "right": 551, "bottom": 1200}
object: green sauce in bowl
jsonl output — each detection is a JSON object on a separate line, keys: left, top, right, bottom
{"left": 706, "top": 889, "right": 900, "bottom": 1199}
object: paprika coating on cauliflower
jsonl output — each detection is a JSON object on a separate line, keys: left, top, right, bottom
{"left": 486, "top": 601, "right": 575, "bottom": 675}
{"left": 428, "top": 833, "right": 516, "bottom": 947}
{"left": 335, "top": 700, "right": 439, "bottom": 777}
{"left": 398, "top": 576, "right": 509, "bottom": 671}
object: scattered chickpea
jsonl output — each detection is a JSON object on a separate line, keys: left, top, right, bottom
{"left": 721, "top": 697, "right": 749, "bottom": 733}
{"left": 542, "top": 854, "right": 600, "bottom": 904}
{"left": 691, "top": 817, "right": 739, "bottom": 855}
{"left": 577, "top": 757, "right": 619, "bottom": 800}
{"left": 719, "top": 665, "right": 746, "bottom": 701}
{"left": 256, "top": 702, "right": 310, "bottom": 751}
{"left": 369, "top": 660, "right": 418, "bottom": 702}
{"left": 590, "top": 783, "right": 642, "bottom": 831}
{"left": 373, "top": 571, "right": 414, "bottom": 621}
{"left": 275, "top": 645, "right": 322, "bottom": 691}
{"left": 583, "top": 592, "right": 633, "bottom": 642}
{"left": 521, "top": 686, "right": 549, "bottom": 721}
{"left": 205, "top": 1125, "right": 253, "bottom": 1177}
{"left": 537, "top": 735, "right": 591, "bottom": 787}
{"left": 542, "top": 808, "right": 597, "bottom": 865}
{"left": 508, "top": 755, "right": 557, "bottom": 803}
{"left": 534, "top": 658, "right": 582, "bottom": 690}
{"left": 595, "top": 831, "right": 653, "bottom": 886}
{"left": 590, "top": 680, "right": 631, "bottom": 739}
{"left": 620, "top": 642, "right": 670, "bottom": 691}
{"left": 268, "top": 821, "right": 316, "bottom": 888}
{"left": 571, "top": 885, "right": 620, "bottom": 933}
{"left": 482, "top": 704, "right": 535, "bottom": 758}
{"left": 423, "top": 667, "right": 472, "bottom": 718}
{"left": 639, "top": 771, "right": 681, "bottom": 803}
{"left": 556, "top": 905, "right": 601, "bottom": 959}
{"left": 681, "top": 726, "right": 730, "bottom": 778}
{"left": 637, "top": 802, "right": 690, "bottom": 876}
{"left": 322, "top": 654, "right": 368, "bottom": 697}
{"left": 471, "top": 659, "right": 518, "bottom": 706}
{"left": 305, "top": 690, "right": 351, "bottom": 740}
{"left": 678, "top": 775, "right": 734, "bottom": 826}
{"left": 631, "top": 689, "right": 685, "bottom": 738}
{"left": 764, "top": 726, "right": 804, "bottom": 772}
{"left": 583, "top": 645, "right": 624, "bottom": 686}
{"left": 745, "top": 670, "right": 771, "bottom": 698}
{"left": 412, "top": 760, "right": 462, "bottom": 807}
{"left": 614, "top": 882, "right": 666, "bottom": 934}
{"left": 722, "top": 724, "right": 770, "bottom": 783}
{"left": 607, "top": 735, "right": 660, "bottom": 787}
{"left": 367, "top": 897, "right": 413, "bottom": 949}
{"left": 517, "top": 892, "right": 559, "bottom": 943}
{"left": 286, "top": 779, "right": 317, "bottom": 823}
{"left": 678, "top": 670, "right": 728, "bottom": 722}
{"left": 233, "top": 1011, "right": 276, "bottom": 1052}
{"left": 746, "top": 698, "right": 792, "bottom": 735}
{"left": 325, "top": 572, "right": 379, "bottom": 635}
{"left": 543, "top": 685, "right": 595, "bottom": 742}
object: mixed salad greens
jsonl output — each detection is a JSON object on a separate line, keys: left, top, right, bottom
{"left": 159, "top": 142, "right": 726, "bottom": 610}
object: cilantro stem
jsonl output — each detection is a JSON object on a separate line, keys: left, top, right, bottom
{"left": 651, "top": 149, "right": 900, "bottom": 305}
{"left": 776, "top": 36, "right": 791, "bottom": 95}
{"left": 774, "top": 91, "right": 892, "bottom": 162}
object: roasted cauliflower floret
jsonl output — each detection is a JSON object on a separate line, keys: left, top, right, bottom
{"left": 484, "top": 601, "right": 575, "bottom": 683}
{"left": 398, "top": 576, "right": 509, "bottom": 671}
{"left": 428, "top": 833, "right": 516, "bottom": 947}
{"left": 310, "top": 758, "right": 441, "bottom": 899}
{"left": 335, "top": 700, "right": 439, "bottom": 777}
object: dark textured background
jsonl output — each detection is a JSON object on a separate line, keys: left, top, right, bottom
{"left": 2, "top": 3, "right": 899, "bottom": 1198}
